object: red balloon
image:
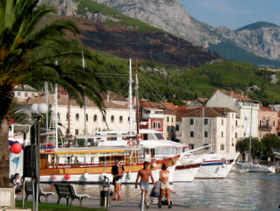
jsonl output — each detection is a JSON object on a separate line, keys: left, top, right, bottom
{"left": 65, "top": 174, "right": 71, "bottom": 180}
{"left": 10, "top": 143, "right": 22, "bottom": 154}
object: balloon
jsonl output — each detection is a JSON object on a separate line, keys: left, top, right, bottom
{"left": 10, "top": 143, "right": 22, "bottom": 154}
{"left": 65, "top": 174, "right": 71, "bottom": 180}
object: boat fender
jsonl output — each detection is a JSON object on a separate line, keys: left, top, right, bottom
{"left": 99, "top": 173, "right": 105, "bottom": 182}
{"left": 83, "top": 172, "right": 89, "bottom": 180}
{"left": 125, "top": 171, "right": 131, "bottom": 180}
{"left": 128, "top": 139, "right": 136, "bottom": 147}
{"left": 64, "top": 174, "right": 71, "bottom": 180}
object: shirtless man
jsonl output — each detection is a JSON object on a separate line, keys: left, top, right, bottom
{"left": 135, "top": 161, "right": 155, "bottom": 208}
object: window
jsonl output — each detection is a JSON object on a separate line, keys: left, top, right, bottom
{"left": 204, "top": 131, "right": 208, "bottom": 138}
{"left": 111, "top": 115, "right": 114, "bottom": 122}
{"left": 93, "top": 115, "right": 97, "bottom": 122}
{"left": 176, "top": 125, "right": 179, "bottom": 131}
{"left": 190, "top": 131, "right": 194, "bottom": 137}
{"left": 220, "top": 144, "right": 225, "bottom": 151}
{"left": 167, "top": 117, "right": 169, "bottom": 122}
{"left": 119, "top": 116, "right": 123, "bottom": 123}
{"left": 17, "top": 92, "right": 21, "bottom": 96}
{"left": 153, "top": 122, "right": 156, "bottom": 129}
{"left": 75, "top": 113, "right": 79, "bottom": 121}
{"left": 75, "top": 129, "right": 79, "bottom": 135}
{"left": 102, "top": 115, "right": 106, "bottom": 122}
{"left": 236, "top": 120, "right": 238, "bottom": 126}
{"left": 57, "top": 112, "right": 61, "bottom": 120}
{"left": 221, "top": 119, "right": 224, "bottom": 125}
{"left": 157, "top": 122, "right": 161, "bottom": 129}
{"left": 86, "top": 114, "right": 88, "bottom": 121}
{"left": 221, "top": 131, "right": 224, "bottom": 137}
{"left": 190, "top": 119, "right": 194, "bottom": 125}
{"left": 171, "top": 117, "right": 174, "bottom": 123}
{"left": 204, "top": 119, "right": 208, "bottom": 125}
{"left": 24, "top": 92, "right": 28, "bottom": 97}
{"left": 235, "top": 133, "right": 238, "bottom": 138}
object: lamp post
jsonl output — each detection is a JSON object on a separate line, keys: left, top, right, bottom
{"left": 30, "top": 103, "right": 48, "bottom": 211}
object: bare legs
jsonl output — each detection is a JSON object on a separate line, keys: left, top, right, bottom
{"left": 115, "top": 183, "right": 123, "bottom": 201}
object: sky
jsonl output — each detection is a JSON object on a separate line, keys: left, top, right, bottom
{"left": 180, "top": 0, "right": 280, "bottom": 30}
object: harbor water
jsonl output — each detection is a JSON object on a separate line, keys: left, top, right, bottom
{"left": 44, "top": 172, "right": 280, "bottom": 211}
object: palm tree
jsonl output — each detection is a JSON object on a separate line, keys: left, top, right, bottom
{"left": 0, "top": 0, "right": 105, "bottom": 187}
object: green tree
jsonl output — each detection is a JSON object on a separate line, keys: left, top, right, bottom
{"left": 236, "top": 137, "right": 265, "bottom": 160}
{"left": 0, "top": 0, "right": 105, "bottom": 187}
{"left": 261, "top": 134, "right": 280, "bottom": 157}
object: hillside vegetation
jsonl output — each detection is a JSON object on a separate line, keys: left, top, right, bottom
{"left": 89, "top": 50, "right": 280, "bottom": 105}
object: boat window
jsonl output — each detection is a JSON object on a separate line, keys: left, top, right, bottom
{"left": 155, "top": 133, "right": 164, "bottom": 140}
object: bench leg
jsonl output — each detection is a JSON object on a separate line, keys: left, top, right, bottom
{"left": 57, "top": 196, "right": 61, "bottom": 204}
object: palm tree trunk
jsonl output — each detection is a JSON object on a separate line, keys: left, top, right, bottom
{"left": 0, "top": 117, "right": 10, "bottom": 187}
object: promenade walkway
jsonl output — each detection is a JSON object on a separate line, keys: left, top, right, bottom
{"left": 16, "top": 191, "right": 230, "bottom": 211}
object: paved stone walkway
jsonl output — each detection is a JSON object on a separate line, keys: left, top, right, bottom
{"left": 16, "top": 191, "right": 231, "bottom": 211}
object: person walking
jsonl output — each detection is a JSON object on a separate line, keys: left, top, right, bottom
{"left": 111, "top": 160, "right": 124, "bottom": 201}
{"left": 135, "top": 161, "right": 155, "bottom": 209}
{"left": 12, "top": 173, "right": 22, "bottom": 194}
{"left": 158, "top": 163, "right": 172, "bottom": 209}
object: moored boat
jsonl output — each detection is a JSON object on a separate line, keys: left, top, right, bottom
{"left": 39, "top": 145, "right": 180, "bottom": 183}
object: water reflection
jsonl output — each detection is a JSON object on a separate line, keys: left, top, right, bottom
{"left": 42, "top": 172, "right": 280, "bottom": 211}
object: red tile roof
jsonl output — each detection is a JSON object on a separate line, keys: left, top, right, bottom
{"left": 182, "top": 106, "right": 234, "bottom": 118}
{"left": 260, "top": 106, "right": 273, "bottom": 111}
{"left": 161, "top": 102, "right": 177, "bottom": 109}
{"left": 220, "top": 90, "right": 252, "bottom": 101}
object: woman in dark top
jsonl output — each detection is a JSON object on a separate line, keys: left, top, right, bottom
{"left": 111, "top": 160, "right": 124, "bottom": 201}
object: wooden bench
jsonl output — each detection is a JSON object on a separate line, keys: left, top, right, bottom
{"left": 24, "top": 181, "right": 54, "bottom": 202}
{"left": 54, "top": 183, "right": 89, "bottom": 206}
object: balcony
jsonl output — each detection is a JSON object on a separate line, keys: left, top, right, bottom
{"left": 259, "top": 125, "right": 272, "bottom": 131}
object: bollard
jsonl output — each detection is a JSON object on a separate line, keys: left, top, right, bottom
{"left": 100, "top": 190, "right": 109, "bottom": 207}
{"left": 140, "top": 191, "right": 145, "bottom": 211}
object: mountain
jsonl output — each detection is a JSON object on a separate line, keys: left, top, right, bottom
{"left": 93, "top": 0, "right": 280, "bottom": 67}
{"left": 38, "top": 0, "right": 221, "bottom": 67}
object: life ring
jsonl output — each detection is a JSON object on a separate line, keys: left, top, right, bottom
{"left": 128, "top": 139, "right": 136, "bottom": 147}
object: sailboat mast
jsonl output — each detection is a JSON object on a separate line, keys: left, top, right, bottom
{"left": 249, "top": 102, "right": 253, "bottom": 163}
{"left": 135, "top": 62, "right": 140, "bottom": 135}
{"left": 82, "top": 51, "right": 87, "bottom": 135}
{"left": 129, "top": 58, "right": 133, "bottom": 136}
{"left": 54, "top": 84, "right": 58, "bottom": 148}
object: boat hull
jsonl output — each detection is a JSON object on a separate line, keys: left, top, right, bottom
{"left": 40, "top": 156, "right": 178, "bottom": 184}
{"left": 236, "top": 162, "right": 276, "bottom": 173}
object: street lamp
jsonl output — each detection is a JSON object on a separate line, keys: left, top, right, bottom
{"left": 30, "top": 103, "right": 48, "bottom": 211}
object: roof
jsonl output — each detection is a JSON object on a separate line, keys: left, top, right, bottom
{"left": 220, "top": 90, "right": 252, "bottom": 101}
{"left": 140, "top": 100, "right": 163, "bottom": 109}
{"left": 182, "top": 106, "right": 234, "bottom": 118}
{"left": 161, "top": 102, "right": 177, "bottom": 110}
{"left": 21, "top": 93, "right": 128, "bottom": 109}
{"left": 260, "top": 106, "right": 274, "bottom": 112}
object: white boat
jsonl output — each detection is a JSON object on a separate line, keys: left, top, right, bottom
{"left": 235, "top": 161, "right": 276, "bottom": 173}
{"left": 74, "top": 129, "right": 198, "bottom": 182}
{"left": 178, "top": 152, "right": 240, "bottom": 179}
{"left": 195, "top": 152, "right": 240, "bottom": 178}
